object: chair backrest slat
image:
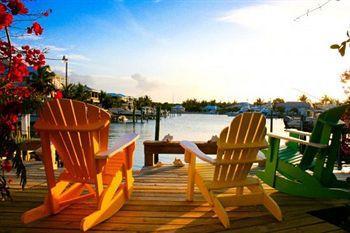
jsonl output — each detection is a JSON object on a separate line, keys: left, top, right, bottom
{"left": 299, "top": 105, "right": 349, "bottom": 170}
{"left": 214, "top": 113, "right": 266, "bottom": 184}
{"left": 36, "top": 99, "right": 110, "bottom": 182}
{"left": 41, "top": 101, "right": 78, "bottom": 178}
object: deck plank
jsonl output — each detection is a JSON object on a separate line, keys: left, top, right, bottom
{"left": 0, "top": 161, "right": 349, "bottom": 232}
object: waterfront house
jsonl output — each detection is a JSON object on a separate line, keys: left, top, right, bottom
{"left": 251, "top": 105, "right": 271, "bottom": 116}
{"left": 236, "top": 102, "right": 251, "bottom": 112}
{"left": 85, "top": 86, "right": 100, "bottom": 104}
{"left": 275, "top": 101, "right": 312, "bottom": 115}
{"left": 202, "top": 105, "right": 218, "bottom": 114}
{"left": 51, "top": 74, "right": 64, "bottom": 90}
{"left": 142, "top": 106, "right": 156, "bottom": 115}
{"left": 107, "top": 93, "right": 135, "bottom": 111}
{"left": 107, "top": 93, "right": 126, "bottom": 99}
{"left": 171, "top": 105, "right": 185, "bottom": 113}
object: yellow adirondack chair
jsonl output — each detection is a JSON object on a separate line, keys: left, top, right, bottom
{"left": 21, "top": 99, "right": 139, "bottom": 231}
{"left": 181, "top": 112, "right": 282, "bottom": 228}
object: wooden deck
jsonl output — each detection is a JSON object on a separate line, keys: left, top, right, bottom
{"left": 0, "top": 161, "right": 349, "bottom": 233}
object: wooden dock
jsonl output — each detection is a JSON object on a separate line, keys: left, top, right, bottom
{"left": 0, "top": 161, "right": 349, "bottom": 233}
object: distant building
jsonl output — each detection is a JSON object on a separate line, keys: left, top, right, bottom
{"left": 171, "top": 105, "right": 185, "bottom": 113}
{"left": 142, "top": 106, "right": 155, "bottom": 115}
{"left": 107, "top": 93, "right": 134, "bottom": 110}
{"left": 107, "top": 93, "right": 126, "bottom": 99}
{"left": 275, "top": 102, "right": 312, "bottom": 114}
{"left": 52, "top": 74, "right": 64, "bottom": 90}
{"left": 233, "top": 102, "right": 251, "bottom": 112}
{"left": 86, "top": 86, "right": 100, "bottom": 104}
{"left": 122, "top": 96, "right": 135, "bottom": 111}
{"left": 203, "top": 105, "right": 218, "bottom": 113}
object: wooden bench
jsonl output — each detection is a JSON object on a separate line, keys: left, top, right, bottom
{"left": 143, "top": 140, "right": 266, "bottom": 167}
{"left": 143, "top": 140, "right": 217, "bottom": 167}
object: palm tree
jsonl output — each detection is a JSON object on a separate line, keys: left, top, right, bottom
{"left": 61, "top": 83, "right": 76, "bottom": 99}
{"left": 272, "top": 98, "right": 284, "bottom": 105}
{"left": 99, "top": 91, "right": 113, "bottom": 109}
{"left": 135, "top": 95, "right": 153, "bottom": 109}
{"left": 320, "top": 95, "right": 334, "bottom": 105}
{"left": 29, "top": 65, "right": 56, "bottom": 95}
{"left": 298, "top": 94, "right": 309, "bottom": 103}
{"left": 73, "top": 83, "right": 90, "bottom": 102}
{"left": 254, "top": 98, "right": 264, "bottom": 106}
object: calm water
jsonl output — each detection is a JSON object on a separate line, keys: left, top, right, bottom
{"left": 109, "top": 114, "right": 285, "bottom": 169}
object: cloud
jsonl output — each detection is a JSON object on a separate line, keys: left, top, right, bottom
{"left": 16, "top": 34, "right": 42, "bottom": 41}
{"left": 66, "top": 54, "right": 90, "bottom": 61}
{"left": 130, "top": 73, "right": 159, "bottom": 91}
{"left": 51, "top": 69, "right": 173, "bottom": 100}
{"left": 44, "top": 45, "right": 66, "bottom": 52}
{"left": 209, "top": 0, "right": 350, "bottom": 101}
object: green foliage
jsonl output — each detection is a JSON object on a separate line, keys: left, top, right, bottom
{"left": 298, "top": 94, "right": 309, "bottom": 103}
{"left": 182, "top": 99, "right": 237, "bottom": 112}
{"left": 182, "top": 99, "right": 203, "bottom": 112}
{"left": 28, "top": 66, "right": 56, "bottom": 98}
{"left": 275, "top": 106, "right": 285, "bottom": 115}
{"left": 320, "top": 95, "right": 335, "bottom": 105}
{"left": 254, "top": 98, "right": 264, "bottom": 106}
{"left": 99, "top": 91, "right": 113, "bottom": 109}
{"left": 135, "top": 95, "right": 153, "bottom": 109}
{"left": 159, "top": 102, "right": 173, "bottom": 111}
{"left": 61, "top": 83, "right": 91, "bottom": 102}
{"left": 272, "top": 98, "right": 285, "bottom": 106}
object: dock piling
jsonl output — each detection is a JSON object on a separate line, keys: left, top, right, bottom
{"left": 154, "top": 106, "right": 161, "bottom": 164}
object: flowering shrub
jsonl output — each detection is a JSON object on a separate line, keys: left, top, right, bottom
{"left": 0, "top": 0, "right": 56, "bottom": 196}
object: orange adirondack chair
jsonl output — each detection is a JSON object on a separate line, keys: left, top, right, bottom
{"left": 21, "top": 99, "right": 139, "bottom": 231}
{"left": 181, "top": 112, "right": 282, "bottom": 228}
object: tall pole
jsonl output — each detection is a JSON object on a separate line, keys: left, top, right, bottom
{"left": 65, "top": 60, "right": 68, "bottom": 86}
{"left": 63, "top": 55, "right": 68, "bottom": 86}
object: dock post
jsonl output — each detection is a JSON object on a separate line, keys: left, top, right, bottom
{"left": 154, "top": 106, "right": 161, "bottom": 164}
{"left": 132, "top": 106, "right": 136, "bottom": 125}
{"left": 141, "top": 109, "right": 143, "bottom": 123}
{"left": 270, "top": 110, "right": 273, "bottom": 132}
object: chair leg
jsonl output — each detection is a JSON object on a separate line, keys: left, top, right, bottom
{"left": 21, "top": 197, "right": 51, "bottom": 224}
{"left": 186, "top": 154, "right": 196, "bottom": 201}
{"left": 247, "top": 184, "right": 282, "bottom": 221}
{"left": 81, "top": 189, "right": 126, "bottom": 231}
{"left": 21, "top": 180, "right": 70, "bottom": 223}
{"left": 22, "top": 181, "right": 96, "bottom": 225}
{"left": 262, "top": 192, "right": 283, "bottom": 221}
{"left": 212, "top": 194, "right": 230, "bottom": 228}
{"left": 123, "top": 167, "right": 134, "bottom": 199}
{"left": 81, "top": 171, "right": 127, "bottom": 231}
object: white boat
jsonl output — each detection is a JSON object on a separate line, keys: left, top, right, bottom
{"left": 118, "top": 115, "right": 128, "bottom": 123}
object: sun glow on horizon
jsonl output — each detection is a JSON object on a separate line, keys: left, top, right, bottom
{"left": 25, "top": 0, "right": 350, "bottom": 103}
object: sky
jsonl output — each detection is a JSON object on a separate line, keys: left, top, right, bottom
{"left": 14, "top": 0, "right": 350, "bottom": 103}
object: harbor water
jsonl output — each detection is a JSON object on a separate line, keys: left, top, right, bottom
{"left": 108, "top": 114, "right": 285, "bottom": 169}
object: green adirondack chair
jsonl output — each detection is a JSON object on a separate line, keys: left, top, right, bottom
{"left": 257, "top": 105, "right": 350, "bottom": 199}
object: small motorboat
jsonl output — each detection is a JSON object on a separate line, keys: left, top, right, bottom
{"left": 283, "top": 116, "right": 315, "bottom": 132}
{"left": 117, "top": 115, "right": 128, "bottom": 123}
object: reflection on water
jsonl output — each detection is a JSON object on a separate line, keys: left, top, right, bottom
{"left": 109, "top": 114, "right": 285, "bottom": 169}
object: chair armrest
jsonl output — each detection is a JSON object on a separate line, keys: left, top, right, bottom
{"left": 285, "top": 128, "right": 312, "bottom": 137}
{"left": 180, "top": 141, "right": 216, "bottom": 164}
{"left": 34, "top": 119, "right": 109, "bottom": 132}
{"left": 96, "top": 133, "right": 139, "bottom": 159}
{"left": 267, "top": 133, "right": 328, "bottom": 149}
